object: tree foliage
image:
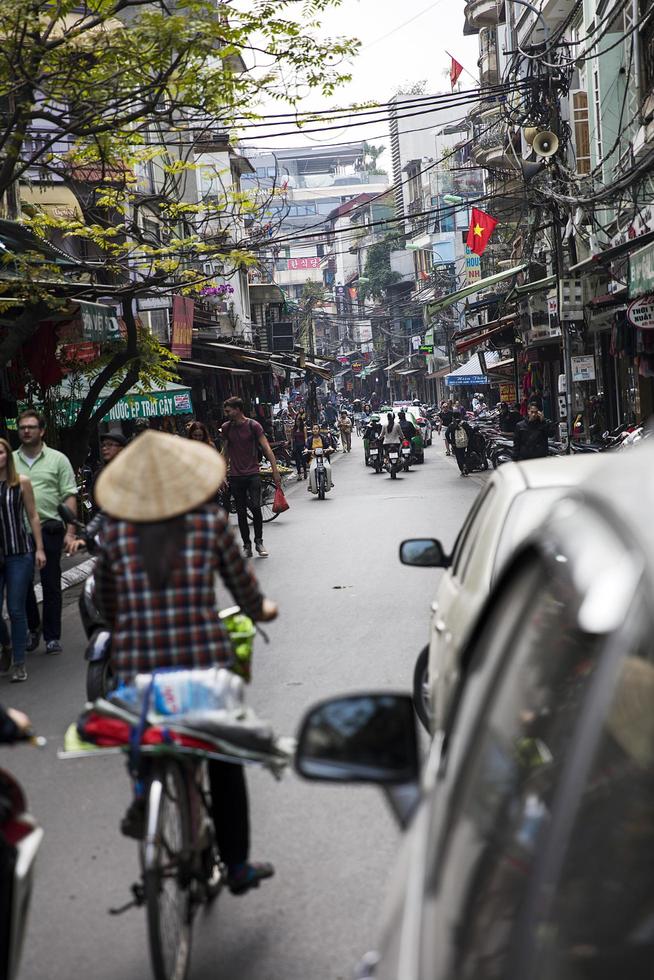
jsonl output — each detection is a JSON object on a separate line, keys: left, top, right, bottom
{"left": 359, "top": 234, "right": 403, "bottom": 303}
{"left": 0, "top": 0, "right": 358, "bottom": 461}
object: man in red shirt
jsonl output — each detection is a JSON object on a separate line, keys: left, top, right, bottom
{"left": 221, "top": 397, "right": 282, "bottom": 558}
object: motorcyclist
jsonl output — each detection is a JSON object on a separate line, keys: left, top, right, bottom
{"left": 362, "top": 414, "right": 382, "bottom": 465}
{"left": 397, "top": 410, "right": 417, "bottom": 442}
{"left": 381, "top": 412, "right": 404, "bottom": 464}
{"left": 305, "top": 424, "right": 335, "bottom": 494}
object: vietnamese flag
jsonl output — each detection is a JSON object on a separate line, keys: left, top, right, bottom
{"left": 449, "top": 55, "right": 463, "bottom": 90}
{"left": 466, "top": 207, "right": 498, "bottom": 256}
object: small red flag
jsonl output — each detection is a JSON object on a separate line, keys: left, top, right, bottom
{"left": 450, "top": 56, "right": 463, "bottom": 90}
{"left": 466, "top": 207, "right": 498, "bottom": 256}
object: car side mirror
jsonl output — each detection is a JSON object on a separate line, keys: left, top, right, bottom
{"left": 399, "top": 538, "right": 449, "bottom": 568}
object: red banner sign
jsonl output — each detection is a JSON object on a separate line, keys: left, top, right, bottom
{"left": 287, "top": 257, "right": 321, "bottom": 271}
{"left": 171, "top": 296, "right": 194, "bottom": 357}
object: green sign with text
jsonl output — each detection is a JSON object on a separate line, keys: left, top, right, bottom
{"left": 630, "top": 241, "right": 654, "bottom": 298}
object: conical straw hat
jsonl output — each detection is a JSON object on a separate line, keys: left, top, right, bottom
{"left": 95, "top": 429, "right": 226, "bottom": 522}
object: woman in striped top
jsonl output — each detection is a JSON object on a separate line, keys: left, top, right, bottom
{"left": 0, "top": 438, "right": 45, "bottom": 682}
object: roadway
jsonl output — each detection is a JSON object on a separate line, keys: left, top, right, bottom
{"left": 10, "top": 433, "right": 481, "bottom": 980}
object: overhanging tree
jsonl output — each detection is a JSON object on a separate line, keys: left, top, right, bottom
{"left": 0, "top": 0, "right": 358, "bottom": 463}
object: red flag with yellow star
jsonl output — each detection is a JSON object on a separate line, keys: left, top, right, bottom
{"left": 466, "top": 207, "right": 498, "bottom": 256}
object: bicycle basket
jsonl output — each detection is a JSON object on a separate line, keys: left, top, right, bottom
{"left": 222, "top": 612, "right": 257, "bottom": 683}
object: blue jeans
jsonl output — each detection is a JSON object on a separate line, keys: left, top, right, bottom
{"left": 0, "top": 553, "right": 35, "bottom": 665}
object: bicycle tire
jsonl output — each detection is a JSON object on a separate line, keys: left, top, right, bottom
{"left": 251, "top": 478, "right": 279, "bottom": 524}
{"left": 143, "top": 760, "right": 193, "bottom": 980}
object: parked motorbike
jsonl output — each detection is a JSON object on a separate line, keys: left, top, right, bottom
{"left": 58, "top": 504, "right": 112, "bottom": 702}
{"left": 0, "top": 727, "right": 45, "bottom": 980}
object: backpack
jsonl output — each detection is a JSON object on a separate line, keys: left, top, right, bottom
{"left": 223, "top": 419, "right": 264, "bottom": 462}
{"left": 454, "top": 424, "right": 469, "bottom": 449}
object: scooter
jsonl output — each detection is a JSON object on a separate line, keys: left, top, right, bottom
{"left": 401, "top": 439, "right": 413, "bottom": 472}
{"left": 305, "top": 447, "right": 333, "bottom": 500}
{"left": 58, "top": 504, "right": 112, "bottom": 702}
{"left": 368, "top": 440, "right": 383, "bottom": 473}
{"left": 385, "top": 445, "right": 401, "bottom": 480}
{"left": 0, "top": 728, "right": 45, "bottom": 980}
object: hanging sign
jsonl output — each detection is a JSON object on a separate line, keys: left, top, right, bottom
{"left": 571, "top": 354, "right": 596, "bottom": 382}
{"left": 627, "top": 295, "right": 654, "bottom": 330}
{"left": 499, "top": 383, "right": 516, "bottom": 403}
{"left": 629, "top": 241, "right": 654, "bottom": 298}
{"left": 171, "top": 295, "right": 194, "bottom": 356}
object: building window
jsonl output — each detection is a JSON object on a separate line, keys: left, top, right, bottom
{"left": 572, "top": 91, "right": 591, "bottom": 175}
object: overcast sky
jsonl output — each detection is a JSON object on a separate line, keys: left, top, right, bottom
{"left": 244, "top": 0, "right": 480, "bottom": 161}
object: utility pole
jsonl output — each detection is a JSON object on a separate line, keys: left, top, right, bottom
{"left": 551, "top": 208, "right": 573, "bottom": 448}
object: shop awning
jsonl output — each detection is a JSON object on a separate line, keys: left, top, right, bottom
{"left": 385, "top": 357, "right": 408, "bottom": 372}
{"left": 512, "top": 274, "right": 556, "bottom": 297}
{"left": 426, "top": 365, "right": 452, "bottom": 379}
{"left": 305, "top": 360, "right": 331, "bottom": 380}
{"left": 334, "top": 367, "right": 352, "bottom": 380}
{"left": 569, "top": 229, "right": 654, "bottom": 276}
{"left": 180, "top": 360, "right": 252, "bottom": 376}
{"left": 427, "top": 264, "right": 528, "bottom": 317}
{"left": 455, "top": 315, "right": 519, "bottom": 354}
{"left": 487, "top": 356, "right": 515, "bottom": 372}
{"left": 445, "top": 351, "right": 500, "bottom": 387}
{"left": 396, "top": 368, "right": 420, "bottom": 376}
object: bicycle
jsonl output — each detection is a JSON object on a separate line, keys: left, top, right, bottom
{"left": 224, "top": 470, "right": 290, "bottom": 524}
{"left": 62, "top": 681, "right": 292, "bottom": 980}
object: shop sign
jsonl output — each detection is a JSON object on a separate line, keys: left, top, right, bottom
{"left": 287, "top": 256, "right": 321, "bottom": 271}
{"left": 571, "top": 354, "right": 596, "bottom": 382}
{"left": 80, "top": 302, "right": 121, "bottom": 342}
{"left": 629, "top": 242, "right": 654, "bottom": 298}
{"left": 419, "top": 344, "right": 434, "bottom": 353}
{"left": 499, "top": 383, "right": 516, "bottom": 403}
{"left": 627, "top": 295, "right": 654, "bottom": 330}
{"left": 171, "top": 295, "right": 194, "bottom": 356}
{"left": 351, "top": 360, "right": 363, "bottom": 375}
{"left": 465, "top": 246, "right": 481, "bottom": 284}
{"left": 100, "top": 389, "right": 194, "bottom": 422}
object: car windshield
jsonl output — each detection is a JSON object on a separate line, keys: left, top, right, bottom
{"left": 492, "top": 487, "right": 567, "bottom": 584}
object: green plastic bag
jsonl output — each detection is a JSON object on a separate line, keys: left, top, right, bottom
{"left": 223, "top": 612, "right": 257, "bottom": 683}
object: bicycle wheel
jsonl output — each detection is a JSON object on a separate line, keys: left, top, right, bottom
{"left": 248, "top": 478, "right": 279, "bottom": 524}
{"left": 143, "top": 760, "right": 193, "bottom": 980}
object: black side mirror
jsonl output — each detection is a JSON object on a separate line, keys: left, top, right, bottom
{"left": 295, "top": 693, "right": 419, "bottom": 785}
{"left": 399, "top": 538, "right": 449, "bottom": 568}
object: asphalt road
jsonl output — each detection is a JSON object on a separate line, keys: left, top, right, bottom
{"left": 9, "top": 436, "right": 481, "bottom": 980}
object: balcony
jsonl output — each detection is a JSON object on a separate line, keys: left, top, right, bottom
{"left": 464, "top": 0, "right": 505, "bottom": 32}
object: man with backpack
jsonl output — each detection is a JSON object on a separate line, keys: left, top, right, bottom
{"left": 221, "top": 397, "right": 282, "bottom": 558}
{"left": 446, "top": 410, "right": 473, "bottom": 476}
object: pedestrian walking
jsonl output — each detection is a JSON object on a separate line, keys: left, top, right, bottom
{"left": 290, "top": 413, "right": 308, "bottom": 481}
{"left": 93, "top": 430, "right": 278, "bottom": 893}
{"left": 14, "top": 410, "right": 78, "bottom": 655}
{"left": 439, "top": 401, "right": 454, "bottom": 455}
{"left": 446, "top": 411, "right": 473, "bottom": 476}
{"left": 514, "top": 404, "right": 557, "bottom": 460}
{"left": 89, "top": 431, "right": 127, "bottom": 515}
{"left": 0, "top": 439, "right": 46, "bottom": 682}
{"left": 220, "top": 397, "right": 281, "bottom": 559}
{"left": 337, "top": 411, "right": 352, "bottom": 452}
{"left": 187, "top": 421, "right": 216, "bottom": 447}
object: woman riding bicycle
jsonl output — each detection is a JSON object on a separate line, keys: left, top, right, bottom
{"left": 94, "top": 430, "right": 278, "bottom": 895}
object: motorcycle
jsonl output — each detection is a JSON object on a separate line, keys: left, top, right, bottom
{"left": 0, "top": 727, "right": 45, "bottom": 980}
{"left": 58, "top": 504, "right": 113, "bottom": 702}
{"left": 305, "top": 447, "right": 332, "bottom": 500}
{"left": 385, "top": 445, "right": 401, "bottom": 480}
{"left": 367, "top": 440, "right": 383, "bottom": 473}
{"left": 401, "top": 439, "right": 413, "bottom": 472}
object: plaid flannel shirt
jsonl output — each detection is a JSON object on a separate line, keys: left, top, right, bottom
{"left": 94, "top": 504, "right": 264, "bottom": 681}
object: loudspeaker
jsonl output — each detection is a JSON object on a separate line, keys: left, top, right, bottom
{"left": 532, "top": 130, "right": 560, "bottom": 158}
{"left": 523, "top": 126, "right": 539, "bottom": 145}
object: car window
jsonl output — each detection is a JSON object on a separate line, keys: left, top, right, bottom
{"left": 525, "top": 616, "right": 654, "bottom": 980}
{"left": 421, "top": 558, "right": 605, "bottom": 980}
{"left": 492, "top": 487, "right": 566, "bottom": 585}
{"left": 451, "top": 483, "right": 496, "bottom": 581}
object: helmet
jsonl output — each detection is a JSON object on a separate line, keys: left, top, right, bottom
{"left": 370, "top": 413, "right": 380, "bottom": 422}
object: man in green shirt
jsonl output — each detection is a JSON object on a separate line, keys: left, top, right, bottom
{"left": 14, "top": 410, "right": 78, "bottom": 655}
